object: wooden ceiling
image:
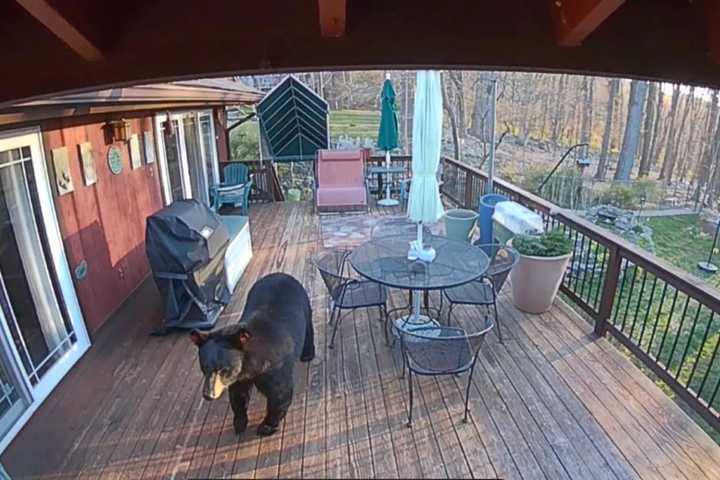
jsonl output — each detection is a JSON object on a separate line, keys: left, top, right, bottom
{"left": 2, "top": 0, "right": 719, "bottom": 107}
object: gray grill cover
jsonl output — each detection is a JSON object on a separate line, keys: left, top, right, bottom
{"left": 146, "top": 200, "right": 231, "bottom": 326}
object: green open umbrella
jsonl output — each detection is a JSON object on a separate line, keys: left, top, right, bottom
{"left": 377, "top": 74, "right": 400, "bottom": 206}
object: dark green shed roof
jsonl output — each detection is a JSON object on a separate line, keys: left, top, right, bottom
{"left": 256, "top": 76, "right": 329, "bottom": 163}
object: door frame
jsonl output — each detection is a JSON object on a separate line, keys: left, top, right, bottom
{"left": 154, "top": 110, "right": 219, "bottom": 206}
{"left": 0, "top": 126, "right": 91, "bottom": 453}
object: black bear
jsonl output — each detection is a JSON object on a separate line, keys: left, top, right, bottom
{"left": 190, "top": 272, "right": 315, "bottom": 436}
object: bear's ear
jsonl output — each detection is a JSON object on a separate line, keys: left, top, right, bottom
{"left": 190, "top": 329, "right": 209, "bottom": 347}
{"left": 229, "top": 327, "right": 252, "bottom": 350}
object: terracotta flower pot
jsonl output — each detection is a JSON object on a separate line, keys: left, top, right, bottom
{"left": 510, "top": 252, "right": 572, "bottom": 314}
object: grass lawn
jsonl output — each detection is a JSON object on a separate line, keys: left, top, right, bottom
{"left": 329, "top": 109, "right": 380, "bottom": 141}
{"left": 646, "top": 214, "right": 720, "bottom": 290}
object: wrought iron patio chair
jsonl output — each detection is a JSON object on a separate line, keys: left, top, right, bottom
{"left": 400, "top": 316, "right": 493, "bottom": 426}
{"left": 313, "top": 249, "right": 388, "bottom": 349}
{"left": 442, "top": 244, "right": 518, "bottom": 342}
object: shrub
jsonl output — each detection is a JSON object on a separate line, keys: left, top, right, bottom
{"left": 631, "top": 178, "right": 660, "bottom": 205}
{"left": 229, "top": 122, "right": 260, "bottom": 160}
{"left": 597, "top": 180, "right": 660, "bottom": 209}
{"left": 598, "top": 183, "right": 637, "bottom": 209}
{"left": 513, "top": 229, "right": 573, "bottom": 257}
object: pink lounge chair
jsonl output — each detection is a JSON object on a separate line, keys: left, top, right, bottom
{"left": 315, "top": 149, "right": 369, "bottom": 212}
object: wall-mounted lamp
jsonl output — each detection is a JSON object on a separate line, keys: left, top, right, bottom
{"left": 104, "top": 119, "right": 130, "bottom": 142}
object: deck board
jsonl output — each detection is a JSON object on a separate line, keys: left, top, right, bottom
{"left": 3, "top": 201, "right": 719, "bottom": 480}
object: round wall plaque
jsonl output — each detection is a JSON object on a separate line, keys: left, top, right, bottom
{"left": 107, "top": 146, "right": 123, "bottom": 175}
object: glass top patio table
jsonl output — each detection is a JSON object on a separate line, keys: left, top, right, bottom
{"left": 348, "top": 234, "right": 490, "bottom": 291}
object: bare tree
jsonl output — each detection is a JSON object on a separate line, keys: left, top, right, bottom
{"left": 638, "top": 81, "right": 658, "bottom": 177}
{"left": 665, "top": 87, "right": 695, "bottom": 183}
{"left": 596, "top": 78, "right": 620, "bottom": 180}
{"left": 695, "top": 91, "right": 720, "bottom": 203}
{"left": 580, "top": 77, "right": 594, "bottom": 147}
{"left": 442, "top": 72, "right": 462, "bottom": 160}
{"left": 657, "top": 84, "right": 681, "bottom": 180}
{"left": 615, "top": 80, "right": 649, "bottom": 182}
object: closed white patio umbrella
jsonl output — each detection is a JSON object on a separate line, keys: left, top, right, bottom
{"left": 403, "top": 70, "right": 444, "bottom": 328}
{"left": 407, "top": 70, "right": 444, "bottom": 255}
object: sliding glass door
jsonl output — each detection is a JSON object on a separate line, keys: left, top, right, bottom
{"left": 155, "top": 111, "right": 220, "bottom": 207}
{"left": 0, "top": 129, "right": 90, "bottom": 451}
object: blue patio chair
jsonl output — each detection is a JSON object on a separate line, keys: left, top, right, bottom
{"left": 210, "top": 163, "right": 252, "bottom": 214}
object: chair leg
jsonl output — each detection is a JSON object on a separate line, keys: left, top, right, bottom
{"left": 439, "top": 291, "right": 444, "bottom": 319}
{"left": 493, "top": 300, "right": 503, "bottom": 343}
{"left": 464, "top": 363, "right": 478, "bottom": 423}
{"left": 406, "top": 369, "right": 414, "bottom": 428}
{"left": 328, "top": 304, "right": 337, "bottom": 325}
{"left": 381, "top": 304, "right": 391, "bottom": 346}
{"left": 329, "top": 307, "right": 341, "bottom": 349}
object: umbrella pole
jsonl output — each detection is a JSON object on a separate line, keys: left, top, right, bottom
{"left": 385, "top": 150, "right": 392, "bottom": 199}
{"left": 378, "top": 150, "right": 399, "bottom": 206}
{"left": 487, "top": 78, "right": 497, "bottom": 194}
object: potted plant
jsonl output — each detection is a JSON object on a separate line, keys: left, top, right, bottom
{"left": 510, "top": 229, "right": 573, "bottom": 314}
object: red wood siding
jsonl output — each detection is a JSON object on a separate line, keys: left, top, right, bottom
{"left": 42, "top": 115, "right": 164, "bottom": 333}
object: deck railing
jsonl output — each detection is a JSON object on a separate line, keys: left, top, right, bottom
{"left": 220, "top": 159, "right": 285, "bottom": 202}
{"left": 440, "top": 155, "right": 720, "bottom": 432}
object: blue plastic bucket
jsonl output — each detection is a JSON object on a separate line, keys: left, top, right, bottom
{"left": 478, "top": 193, "right": 507, "bottom": 245}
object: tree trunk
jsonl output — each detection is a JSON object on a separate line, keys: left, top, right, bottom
{"left": 596, "top": 78, "right": 620, "bottom": 180}
{"left": 638, "top": 82, "right": 658, "bottom": 176}
{"left": 470, "top": 72, "right": 493, "bottom": 141}
{"left": 667, "top": 87, "right": 695, "bottom": 184}
{"left": 580, "top": 77, "right": 594, "bottom": 147}
{"left": 649, "top": 87, "right": 665, "bottom": 169}
{"left": 658, "top": 84, "right": 681, "bottom": 180}
{"left": 442, "top": 72, "right": 462, "bottom": 160}
{"left": 694, "top": 92, "right": 720, "bottom": 203}
{"left": 551, "top": 75, "right": 567, "bottom": 146}
{"left": 449, "top": 71, "right": 466, "bottom": 142}
{"left": 614, "top": 80, "right": 649, "bottom": 182}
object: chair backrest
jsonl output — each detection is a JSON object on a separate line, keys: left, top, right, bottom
{"left": 371, "top": 217, "right": 431, "bottom": 240}
{"left": 400, "top": 317, "right": 494, "bottom": 372}
{"left": 312, "top": 249, "right": 351, "bottom": 302}
{"left": 316, "top": 149, "right": 366, "bottom": 188}
{"left": 223, "top": 163, "right": 249, "bottom": 186}
{"left": 477, "top": 243, "right": 519, "bottom": 294}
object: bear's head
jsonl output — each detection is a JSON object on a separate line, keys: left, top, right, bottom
{"left": 190, "top": 325, "right": 251, "bottom": 401}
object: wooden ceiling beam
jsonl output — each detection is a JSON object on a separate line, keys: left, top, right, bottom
{"left": 15, "top": 0, "right": 103, "bottom": 61}
{"left": 550, "top": 0, "right": 625, "bottom": 47}
{"left": 318, "top": 0, "right": 346, "bottom": 38}
{"left": 709, "top": 0, "right": 720, "bottom": 64}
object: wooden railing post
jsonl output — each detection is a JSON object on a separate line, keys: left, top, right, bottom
{"left": 464, "top": 172, "right": 474, "bottom": 209}
{"left": 596, "top": 244, "right": 621, "bottom": 336}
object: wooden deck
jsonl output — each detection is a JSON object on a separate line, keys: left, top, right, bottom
{"left": 3, "top": 201, "right": 720, "bottom": 480}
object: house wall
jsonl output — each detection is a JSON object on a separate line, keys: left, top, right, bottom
{"left": 41, "top": 114, "right": 164, "bottom": 333}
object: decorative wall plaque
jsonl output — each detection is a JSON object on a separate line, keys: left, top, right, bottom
{"left": 51, "top": 147, "right": 74, "bottom": 195}
{"left": 129, "top": 134, "right": 142, "bottom": 169}
{"left": 107, "top": 146, "right": 123, "bottom": 175}
{"left": 143, "top": 130, "right": 156, "bottom": 164}
{"left": 78, "top": 142, "right": 97, "bottom": 186}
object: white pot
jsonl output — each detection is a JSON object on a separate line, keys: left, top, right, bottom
{"left": 510, "top": 251, "right": 572, "bottom": 314}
